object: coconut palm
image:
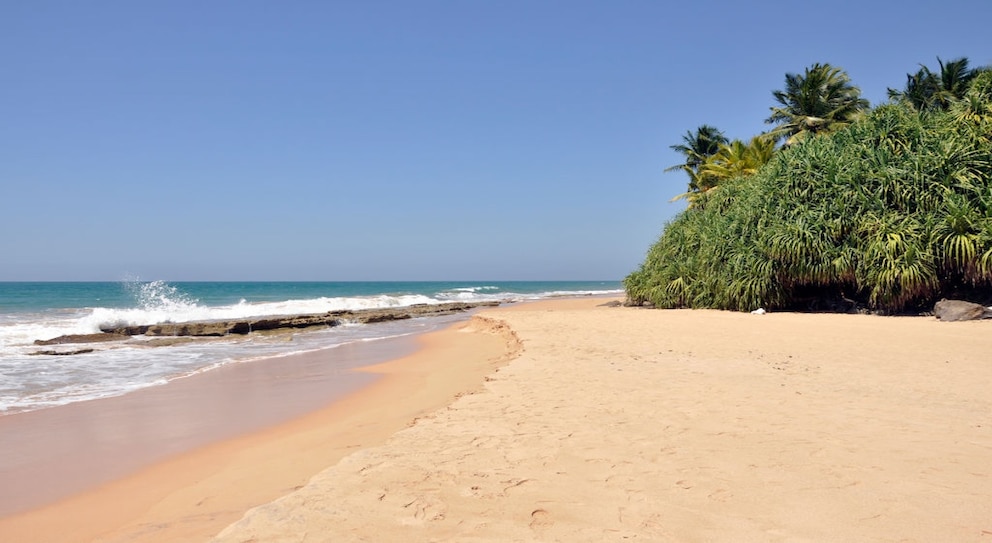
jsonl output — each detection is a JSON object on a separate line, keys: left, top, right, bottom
{"left": 672, "top": 135, "right": 778, "bottom": 206}
{"left": 665, "top": 125, "right": 728, "bottom": 190}
{"left": 888, "top": 57, "right": 983, "bottom": 112}
{"left": 887, "top": 68, "right": 940, "bottom": 112}
{"left": 766, "top": 63, "right": 869, "bottom": 146}
{"left": 698, "top": 135, "right": 777, "bottom": 186}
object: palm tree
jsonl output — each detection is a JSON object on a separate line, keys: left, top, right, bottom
{"left": 931, "top": 57, "right": 975, "bottom": 110}
{"left": 888, "top": 57, "right": 983, "bottom": 112}
{"left": 887, "top": 68, "right": 940, "bottom": 112}
{"left": 698, "top": 135, "right": 777, "bottom": 185}
{"left": 671, "top": 135, "right": 776, "bottom": 206}
{"left": 665, "top": 125, "right": 728, "bottom": 190}
{"left": 765, "top": 63, "right": 869, "bottom": 146}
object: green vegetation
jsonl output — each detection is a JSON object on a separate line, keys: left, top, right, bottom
{"left": 626, "top": 59, "right": 992, "bottom": 314}
{"left": 665, "top": 125, "right": 729, "bottom": 202}
{"left": 888, "top": 57, "right": 987, "bottom": 113}
{"left": 766, "top": 62, "right": 869, "bottom": 146}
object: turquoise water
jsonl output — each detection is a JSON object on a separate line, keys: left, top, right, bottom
{"left": 0, "top": 280, "right": 622, "bottom": 414}
{"left": 0, "top": 281, "right": 621, "bottom": 313}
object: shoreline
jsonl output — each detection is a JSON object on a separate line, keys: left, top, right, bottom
{"left": 0, "top": 332, "right": 416, "bottom": 517}
{"left": 0, "top": 311, "right": 520, "bottom": 542}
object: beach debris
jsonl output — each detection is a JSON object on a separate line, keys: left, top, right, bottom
{"left": 933, "top": 299, "right": 992, "bottom": 321}
{"left": 750, "top": 308, "right": 766, "bottom": 315}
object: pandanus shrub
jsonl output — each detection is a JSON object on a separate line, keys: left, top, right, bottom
{"left": 627, "top": 96, "right": 992, "bottom": 313}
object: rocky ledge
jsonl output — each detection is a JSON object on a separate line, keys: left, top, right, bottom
{"left": 36, "top": 301, "right": 501, "bottom": 346}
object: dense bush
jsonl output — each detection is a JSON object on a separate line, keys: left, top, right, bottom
{"left": 625, "top": 77, "right": 992, "bottom": 314}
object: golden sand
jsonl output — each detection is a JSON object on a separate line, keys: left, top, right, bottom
{"left": 4, "top": 298, "right": 992, "bottom": 542}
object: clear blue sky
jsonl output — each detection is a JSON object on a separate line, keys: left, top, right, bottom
{"left": 2, "top": 1, "right": 990, "bottom": 281}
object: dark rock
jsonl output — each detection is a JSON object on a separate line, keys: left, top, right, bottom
{"left": 139, "top": 337, "right": 199, "bottom": 347}
{"left": 30, "top": 348, "right": 95, "bottom": 356}
{"left": 107, "top": 325, "right": 152, "bottom": 336}
{"left": 934, "top": 299, "right": 992, "bottom": 322}
{"left": 35, "top": 333, "right": 130, "bottom": 345}
{"left": 93, "top": 301, "right": 500, "bottom": 339}
{"left": 145, "top": 321, "right": 248, "bottom": 337}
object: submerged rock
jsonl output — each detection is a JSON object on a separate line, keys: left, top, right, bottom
{"left": 933, "top": 299, "right": 992, "bottom": 322}
{"left": 53, "top": 301, "right": 503, "bottom": 340}
{"left": 34, "top": 332, "right": 131, "bottom": 345}
{"left": 30, "top": 347, "right": 95, "bottom": 356}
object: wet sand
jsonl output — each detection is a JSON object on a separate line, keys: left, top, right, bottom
{"left": 0, "top": 315, "right": 518, "bottom": 542}
{"left": 0, "top": 338, "right": 401, "bottom": 517}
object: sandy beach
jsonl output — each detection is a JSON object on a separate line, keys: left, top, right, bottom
{"left": 4, "top": 298, "right": 992, "bottom": 541}
{"left": 0, "top": 313, "right": 517, "bottom": 542}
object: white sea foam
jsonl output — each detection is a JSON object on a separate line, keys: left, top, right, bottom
{"left": 448, "top": 286, "right": 500, "bottom": 293}
{"left": 0, "top": 281, "right": 623, "bottom": 415}
{"left": 0, "top": 293, "right": 443, "bottom": 354}
{"left": 0, "top": 312, "right": 455, "bottom": 415}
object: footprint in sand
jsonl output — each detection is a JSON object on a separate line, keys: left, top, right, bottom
{"left": 530, "top": 508, "right": 554, "bottom": 531}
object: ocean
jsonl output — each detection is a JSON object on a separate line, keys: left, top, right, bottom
{"left": 0, "top": 280, "right": 622, "bottom": 415}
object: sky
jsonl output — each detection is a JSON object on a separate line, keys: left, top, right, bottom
{"left": 2, "top": 1, "right": 990, "bottom": 281}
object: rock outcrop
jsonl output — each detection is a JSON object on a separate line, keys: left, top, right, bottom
{"left": 34, "top": 333, "right": 130, "bottom": 345}
{"left": 34, "top": 302, "right": 501, "bottom": 346}
{"left": 29, "top": 348, "right": 95, "bottom": 356}
{"left": 933, "top": 299, "right": 992, "bottom": 322}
